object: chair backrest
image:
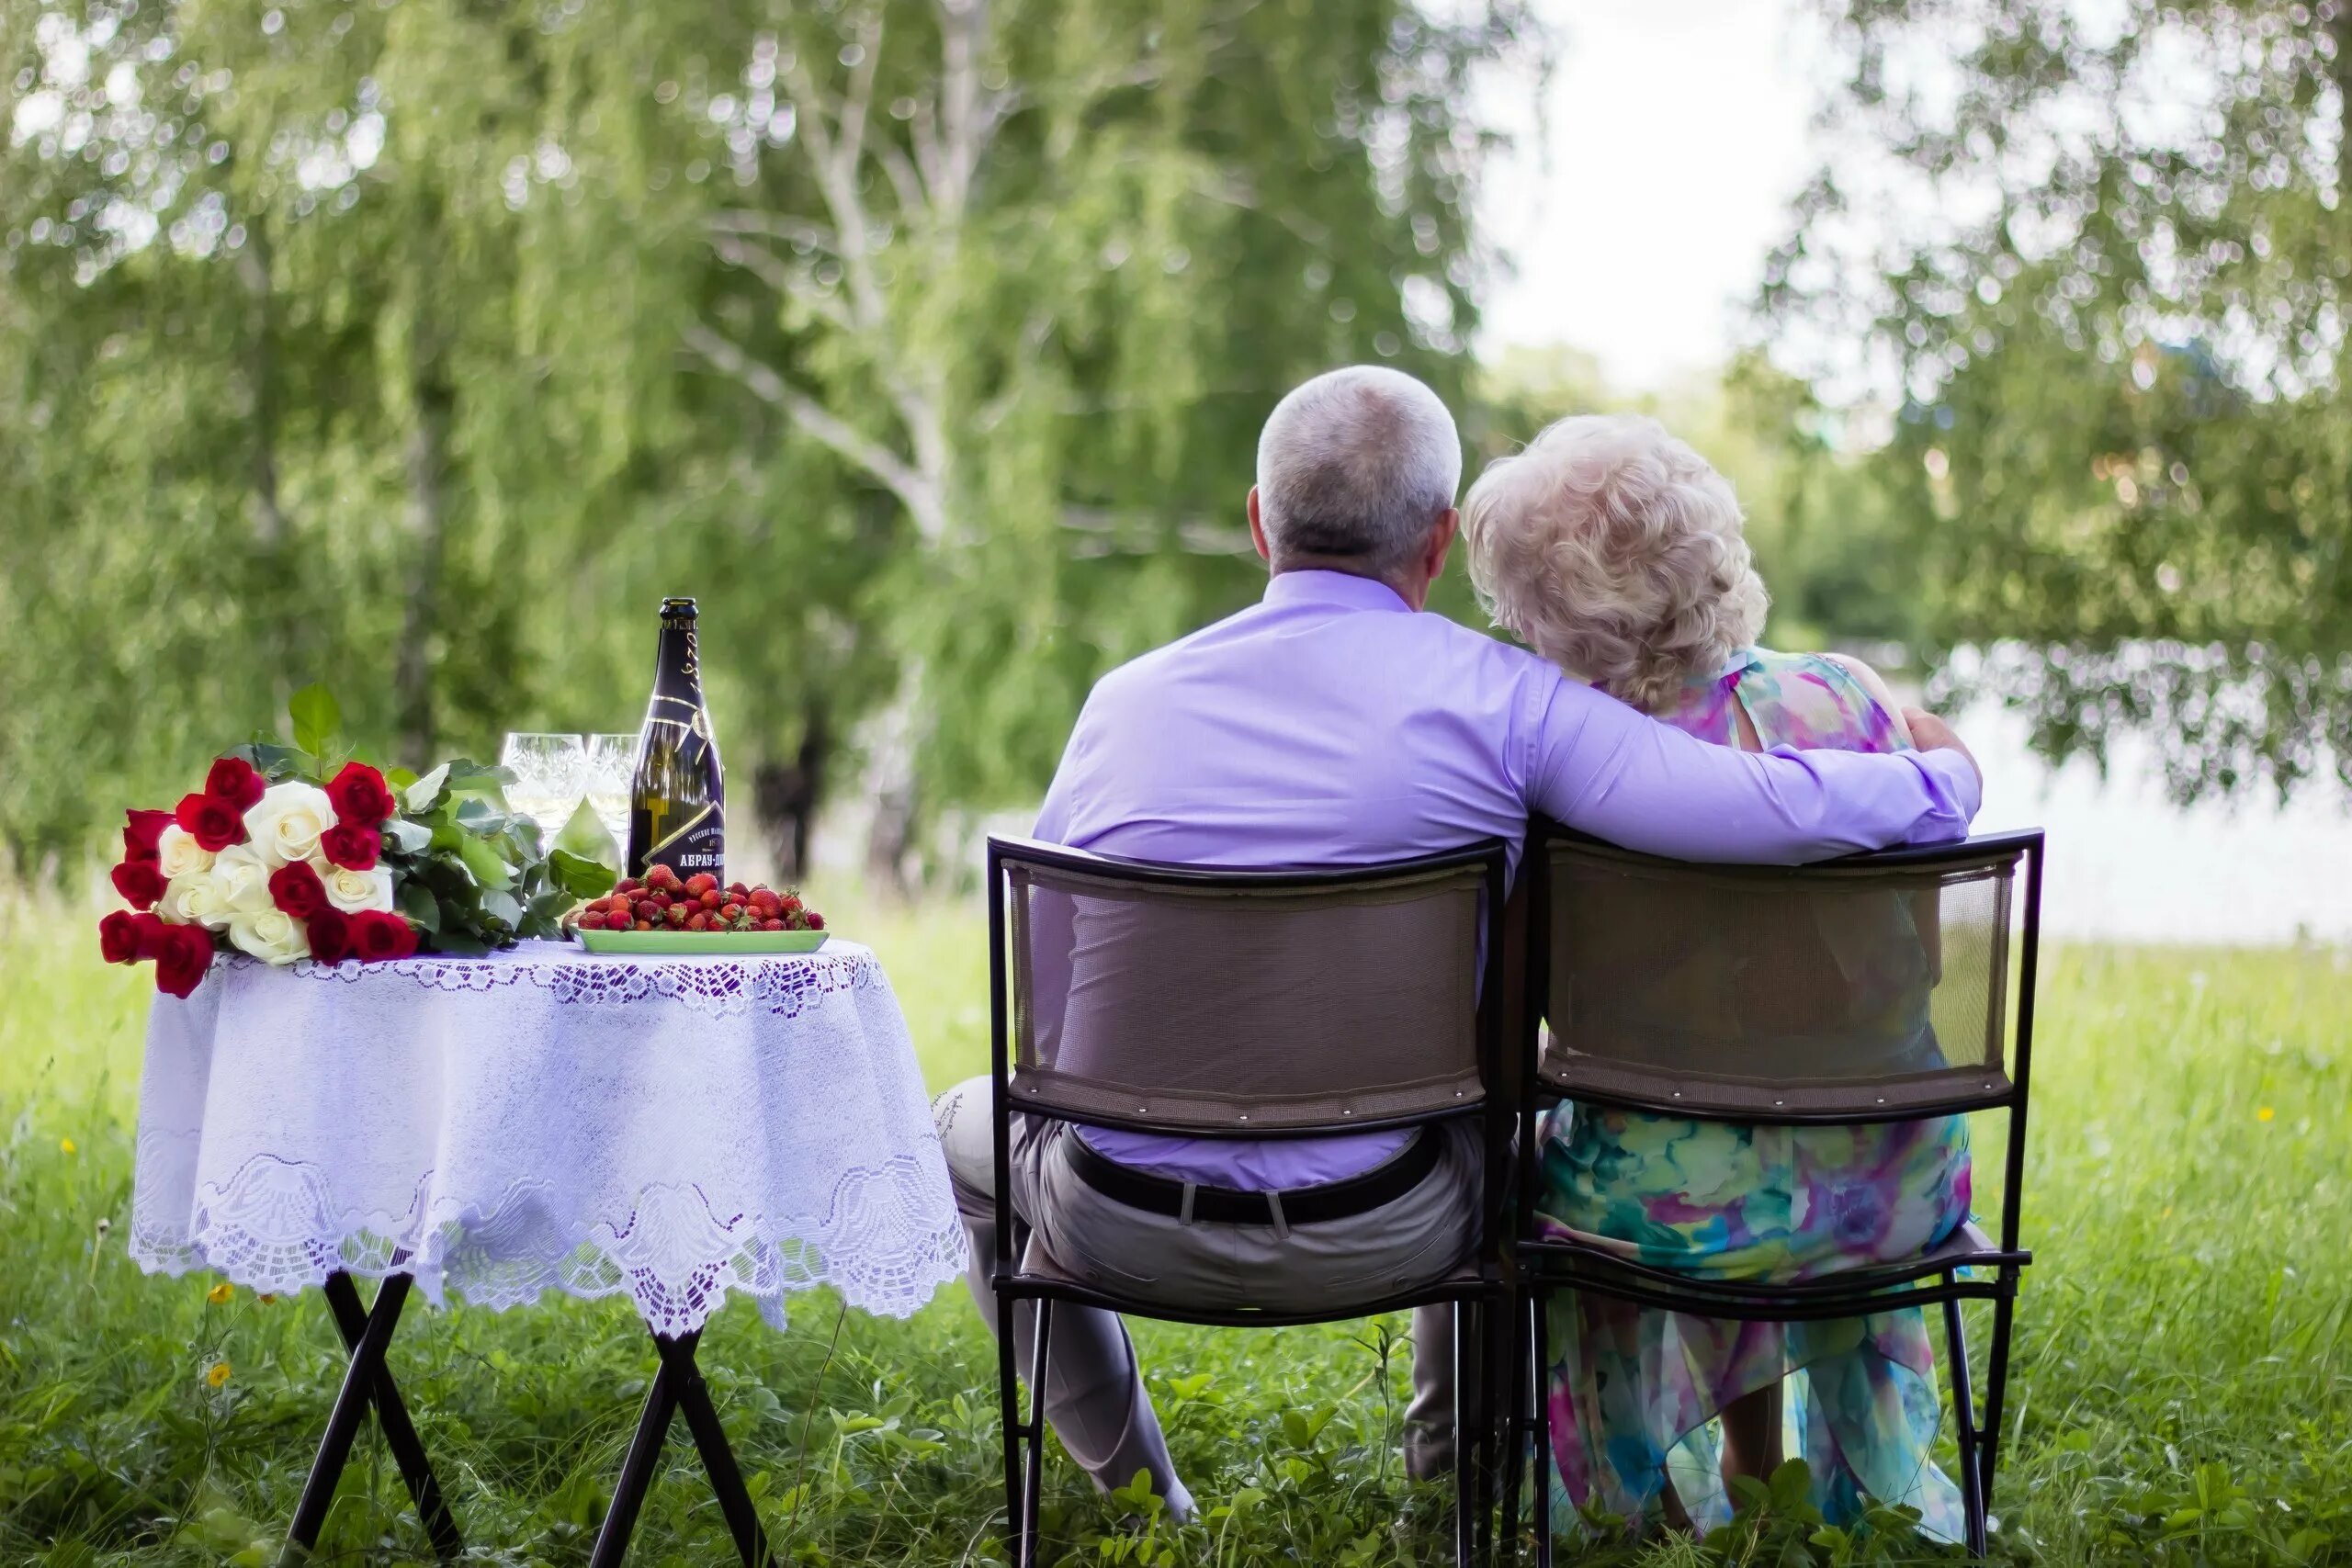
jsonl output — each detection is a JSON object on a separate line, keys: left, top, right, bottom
{"left": 1529, "top": 820, "right": 2044, "bottom": 1122}
{"left": 988, "top": 836, "right": 1509, "bottom": 1135}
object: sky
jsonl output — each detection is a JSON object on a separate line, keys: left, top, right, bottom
{"left": 1476, "top": 0, "right": 1825, "bottom": 389}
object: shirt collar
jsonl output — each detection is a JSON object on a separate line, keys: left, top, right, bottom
{"left": 1261, "top": 569, "right": 1412, "bottom": 615}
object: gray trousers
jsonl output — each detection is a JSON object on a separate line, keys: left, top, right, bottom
{"left": 933, "top": 1077, "right": 1479, "bottom": 1521}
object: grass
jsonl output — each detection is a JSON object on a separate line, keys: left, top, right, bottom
{"left": 3, "top": 881, "right": 2349, "bottom": 1565}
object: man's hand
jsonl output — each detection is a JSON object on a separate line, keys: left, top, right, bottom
{"left": 1904, "top": 707, "right": 1981, "bottom": 791}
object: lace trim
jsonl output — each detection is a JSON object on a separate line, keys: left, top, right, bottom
{"left": 130, "top": 1147, "right": 967, "bottom": 1335}
{"left": 200, "top": 944, "right": 886, "bottom": 1021}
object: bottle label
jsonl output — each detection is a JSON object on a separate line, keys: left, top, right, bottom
{"left": 645, "top": 802, "right": 725, "bottom": 878}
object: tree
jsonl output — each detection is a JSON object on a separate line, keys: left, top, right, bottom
{"left": 1762, "top": 0, "right": 2352, "bottom": 800}
{"left": 673, "top": 0, "right": 1537, "bottom": 885}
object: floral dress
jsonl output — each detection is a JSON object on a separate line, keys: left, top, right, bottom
{"left": 1536, "top": 647, "right": 1972, "bottom": 1542}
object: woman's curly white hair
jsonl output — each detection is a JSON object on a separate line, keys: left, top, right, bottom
{"left": 1462, "top": 414, "right": 1770, "bottom": 714}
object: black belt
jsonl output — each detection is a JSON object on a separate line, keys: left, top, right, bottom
{"left": 1063, "top": 1127, "right": 1442, "bottom": 1227}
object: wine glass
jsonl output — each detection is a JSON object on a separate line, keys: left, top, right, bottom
{"left": 583, "top": 734, "right": 638, "bottom": 844}
{"left": 499, "top": 732, "right": 587, "bottom": 840}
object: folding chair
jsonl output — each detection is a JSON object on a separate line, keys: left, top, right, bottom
{"left": 986, "top": 835, "right": 1517, "bottom": 1568}
{"left": 1506, "top": 821, "right": 2043, "bottom": 1561}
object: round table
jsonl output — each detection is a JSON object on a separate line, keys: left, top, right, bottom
{"left": 129, "top": 938, "right": 966, "bottom": 1566}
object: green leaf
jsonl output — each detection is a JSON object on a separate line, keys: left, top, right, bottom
{"left": 385, "top": 766, "right": 419, "bottom": 790}
{"left": 288, "top": 684, "right": 343, "bottom": 758}
{"left": 383, "top": 818, "right": 433, "bottom": 855}
{"left": 548, "top": 849, "right": 617, "bottom": 898}
{"left": 1768, "top": 1456, "right": 1813, "bottom": 1512}
{"left": 405, "top": 763, "right": 452, "bottom": 814}
{"left": 480, "top": 888, "right": 523, "bottom": 930}
{"left": 455, "top": 834, "right": 514, "bottom": 890}
{"left": 397, "top": 880, "right": 442, "bottom": 933}
{"left": 226, "top": 742, "right": 307, "bottom": 781}
{"left": 428, "top": 931, "right": 491, "bottom": 958}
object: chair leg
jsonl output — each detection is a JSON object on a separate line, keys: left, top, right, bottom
{"left": 1498, "top": 1291, "right": 1523, "bottom": 1561}
{"left": 1940, "top": 1292, "right": 1988, "bottom": 1558}
{"left": 1979, "top": 1289, "right": 2018, "bottom": 1512}
{"left": 1532, "top": 1287, "right": 1552, "bottom": 1568}
{"left": 1453, "top": 1307, "right": 1476, "bottom": 1568}
{"left": 1020, "top": 1299, "right": 1055, "bottom": 1568}
{"left": 997, "top": 1292, "right": 1027, "bottom": 1568}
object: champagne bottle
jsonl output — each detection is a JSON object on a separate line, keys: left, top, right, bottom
{"left": 626, "top": 597, "right": 726, "bottom": 880}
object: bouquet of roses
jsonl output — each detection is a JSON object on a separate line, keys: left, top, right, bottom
{"left": 99, "top": 684, "right": 615, "bottom": 997}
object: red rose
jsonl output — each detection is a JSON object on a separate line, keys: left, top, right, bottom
{"left": 325, "top": 761, "right": 397, "bottom": 826}
{"left": 175, "top": 791, "right": 246, "bottom": 852}
{"left": 349, "top": 909, "right": 419, "bottom": 963}
{"left": 319, "top": 824, "right": 382, "bottom": 871}
{"left": 132, "top": 910, "right": 171, "bottom": 959}
{"left": 204, "top": 756, "right": 267, "bottom": 813}
{"left": 306, "top": 908, "right": 354, "bottom": 965}
{"left": 98, "top": 909, "right": 145, "bottom": 964}
{"left": 123, "top": 808, "right": 173, "bottom": 863}
{"left": 269, "top": 860, "right": 329, "bottom": 919}
{"left": 111, "top": 860, "right": 167, "bottom": 910}
{"left": 153, "top": 921, "right": 217, "bottom": 998}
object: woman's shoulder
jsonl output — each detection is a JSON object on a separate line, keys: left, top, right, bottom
{"left": 1735, "top": 646, "right": 1914, "bottom": 753}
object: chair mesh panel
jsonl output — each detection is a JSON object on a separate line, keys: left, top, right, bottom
{"left": 1007, "top": 858, "right": 1486, "bottom": 1130}
{"left": 1539, "top": 840, "right": 2018, "bottom": 1118}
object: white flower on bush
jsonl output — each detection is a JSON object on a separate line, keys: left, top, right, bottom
{"left": 162, "top": 872, "right": 236, "bottom": 930}
{"left": 154, "top": 825, "right": 216, "bottom": 881}
{"left": 320, "top": 863, "right": 395, "bottom": 914}
{"left": 243, "top": 781, "right": 335, "bottom": 868}
{"left": 226, "top": 906, "right": 311, "bottom": 964}
{"left": 207, "top": 843, "right": 277, "bottom": 918}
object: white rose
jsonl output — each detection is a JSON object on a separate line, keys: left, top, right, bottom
{"left": 208, "top": 843, "right": 277, "bottom": 919}
{"left": 243, "top": 781, "right": 335, "bottom": 868}
{"left": 226, "top": 906, "right": 311, "bottom": 964}
{"left": 154, "top": 825, "right": 216, "bottom": 881}
{"left": 162, "top": 872, "right": 234, "bottom": 930}
{"left": 321, "top": 863, "right": 395, "bottom": 914}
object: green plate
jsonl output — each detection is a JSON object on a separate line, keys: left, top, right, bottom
{"left": 575, "top": 928, "right": 830, "bottom": 955}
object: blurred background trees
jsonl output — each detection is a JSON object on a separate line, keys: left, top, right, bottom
{"left": 1761, "top": 0, "right": 2352, "bottom": 801}
{"left": 7, "top": 0, "right": 2348, "bottom": 880}
{"left": 0, "top": 0, "right": 1534, "bottom": 879}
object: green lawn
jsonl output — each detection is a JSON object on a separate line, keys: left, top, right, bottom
{"left": 3, "top": 884, "right": 2348, "bottom": 1565}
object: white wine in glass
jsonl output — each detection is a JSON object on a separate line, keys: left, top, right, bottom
{"left": 500, "top": 732, "right": 587, "bottom": 839}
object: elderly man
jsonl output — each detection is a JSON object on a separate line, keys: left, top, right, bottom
{"left": 931, "top": 367, "right": 1982, "bottom": 1520}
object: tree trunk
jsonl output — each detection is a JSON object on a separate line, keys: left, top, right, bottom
{"left": 860, "top": 674, "right": 923, "bottom": 897}
{"left": 393, "top": 371, "right": 453, "bottom": 769}
{"left": 752, "top": 703, "right": 829, "bottom": 883}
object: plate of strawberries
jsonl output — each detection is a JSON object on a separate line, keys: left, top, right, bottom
{"left": 569, "top": 865, "right": 830, "bottom": 954}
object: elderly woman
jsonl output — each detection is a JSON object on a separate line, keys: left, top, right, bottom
{"left": 1462, "top": 414, "right": 1972, "bottom": 1542}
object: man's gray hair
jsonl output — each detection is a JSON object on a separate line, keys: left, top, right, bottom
{"left": 1254, "top": 367, "right": 1464, "bottom": 578}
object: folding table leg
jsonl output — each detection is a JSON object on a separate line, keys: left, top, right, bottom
{"left": 657, "top": 1332, "right": 777, "bottom": 1568}
{"left": 589, "top": 1357, "right": 681, "bottom": 1568}
{"left": 283, "top": 1272, "right": 415, "bottom": 1564}
{"left": 320, "top": 1272, "right": 463, "bottom": 1560}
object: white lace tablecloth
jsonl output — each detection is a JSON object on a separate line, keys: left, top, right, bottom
{"left": 130, "top": 940, "right": 966, "bottom": 1336}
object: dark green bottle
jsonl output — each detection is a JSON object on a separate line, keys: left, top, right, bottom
{"left": 626, "top": 597, "right": 726, "bottom": 880}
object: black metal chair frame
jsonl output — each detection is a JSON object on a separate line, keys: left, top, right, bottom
{"left": 280, "top": 1270, "right": 777, "bottom": 1568}
{"left": 986, "top": 835, "right": 1519, "bottom": 1568}
{"left": 1503, "top": 822, "right": 2044, "bottom": 1562}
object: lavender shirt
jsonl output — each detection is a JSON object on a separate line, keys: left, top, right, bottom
{"left": 1034, "top": 570, "right": 1979, "bottom": 1190}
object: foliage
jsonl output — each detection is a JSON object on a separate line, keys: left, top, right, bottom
{"left": 220, "top": 684, "right": 614, "bottom": 953}
{"left": 0, "top": 0, "right": 1542, "bottom": 880}
{"left": 1761, "top": 0, "right": 2352, "bottom": 801}
{"left": 6, "top": 883, "right": 2351, "bottom": 1564}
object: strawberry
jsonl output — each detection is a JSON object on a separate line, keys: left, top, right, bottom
{"left": 663, "top": 903, "right": 689, "bottom": 926}
{"left": 728, "top": 881, "right": 750, "bottom": 899}
{"left": 685, "top": 872, "right": 718, "bottom": 898}
{"left": 635, "top": 899, "right": 661, "bottom": 924}
{"left": 761, "top": 918, "right": 784, "bottom": 931}
{"left": 749, "top": 891, "right": 780, "bottom": 917}
{"left": 648, "top": 864, "right": 680, "bottom": 890}
{"left": 635, "top": 919, "right": 654, "bottom": 931}
{"left": 806, "top": 912, "right": 824, "bottom": 930}
{"left": 719, "top": 902, "right": 743, "bottom": 922}
{"left": 578, "top": 911, "right": 605, "bottom": 931}
{"left": 685, "top": 911, "right": 709, "bottom": 931}
{"left": 699, "top": 889, "right": 722, "bottom": 910}
{"left": 777, "top": 893, "right": 801, "bottom": 914}
{"left": 615, "top": 877, "right": 639, "bottom": 896}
